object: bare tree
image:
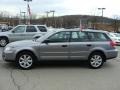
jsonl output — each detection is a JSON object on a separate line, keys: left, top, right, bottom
{"left": 112, "top": 15, "right": 120, "bottom": 32}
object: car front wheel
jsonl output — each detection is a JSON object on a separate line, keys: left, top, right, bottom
{"left": 16, "top": 52, "right": 35, "bottom": 70}
{"left": 88, "top": 52, "right": 105, "bottom": 69}
{"left": 0, "top": 38, "right": 8, "bottom": 47}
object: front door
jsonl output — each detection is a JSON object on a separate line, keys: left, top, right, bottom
{"left": 9, "top": 26, "right": 26, "bottom": 42}
{"left": 39, "top": 31, "right": 70, "bottom": 60}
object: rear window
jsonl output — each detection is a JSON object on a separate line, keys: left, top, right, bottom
{"left": 37, "top": 26, "right": 47, "bottom": 32}
{"left": 88, "top": 32, "right": 110, "bottom": 41}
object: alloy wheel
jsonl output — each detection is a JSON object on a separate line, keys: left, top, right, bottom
{"left": 0, "top": 39, "right": 7, "bottom": 47}
{"left": 18, "top": 54, "right": 33, "bottom": 69}
{"left": 89, "top": 52, "right": 104, "bottom": 69}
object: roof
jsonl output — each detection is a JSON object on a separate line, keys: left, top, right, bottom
{"left": 17, "top": 24, "right": 47, "bottom": 27}
{"left": 52, "top": 28, "right": 108, "bottom": 33}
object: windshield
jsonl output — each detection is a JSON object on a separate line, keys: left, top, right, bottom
{"left": 35, "top": 31, "right": 55, "bottom": 42}
{"left": 108, "top": 33, "right": 114, "bottom": 37}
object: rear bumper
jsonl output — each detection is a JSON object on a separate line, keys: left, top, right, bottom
{"left": 106, "top": 49, "right": 118, "bottom": 60}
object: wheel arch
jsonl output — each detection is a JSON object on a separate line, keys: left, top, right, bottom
{"left": 0, "top": 36, "right": 9, "bottom": 42}
{"left": 88, "top": 50, "right": 106, "bottom": 62}
{"left": 16, "top": 49, "right": 38, "bottom": 61}
{"left": 0, "top": 36, "right": 9, "bottom": 47}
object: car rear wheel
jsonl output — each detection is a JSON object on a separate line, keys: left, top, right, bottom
{"left": 16, "top": 52, "right": 35, "bottom": 70}
{"left": 0, "top": 37, "right": 8, "bottom": 47}
{"left": 88, "top": 52, "right": 105, "bottom": 69}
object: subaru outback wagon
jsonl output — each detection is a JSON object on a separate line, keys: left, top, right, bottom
{"left": 3, "top": 29, "right": 118, "bottom": 69}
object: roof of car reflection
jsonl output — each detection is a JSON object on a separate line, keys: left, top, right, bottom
{"left": 49, "top": 28, "right": 108, "bottom": 33}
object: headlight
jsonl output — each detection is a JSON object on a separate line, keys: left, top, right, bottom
{"left": 4, "top": 47, "right": 14, "bottom": 52}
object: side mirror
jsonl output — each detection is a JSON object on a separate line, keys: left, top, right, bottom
{"left": 33, "top": 36, "right": 40, "bottom": 40}
{"left": 43, "top": 39, "right": 50, "bottom": 43}
{"left": 12, "top": 31, "right": 15, "bottom": 33}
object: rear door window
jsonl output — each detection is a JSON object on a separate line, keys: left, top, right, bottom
{"left": 71, "top": 31, "right": 89, "bottom": 42}
{"left": 26, "top": 26, "right": 37, "bottom": 32}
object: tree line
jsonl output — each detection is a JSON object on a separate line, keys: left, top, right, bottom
{"left": 0, "top": 11, "right": 120, "bottom": 32}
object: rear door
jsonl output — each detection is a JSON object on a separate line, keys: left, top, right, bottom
{"left": 87, "top": 32, "right": 112, "bottom": 49}
{"left": 69, "top": 31, "right": 92, "bottom": 60}
{"left": 24, "top": 26, "right": 38, "bottom": 40}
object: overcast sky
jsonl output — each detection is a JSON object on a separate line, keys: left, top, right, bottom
{"left": 0, "top": 0, "right": 120, "bottom": 18}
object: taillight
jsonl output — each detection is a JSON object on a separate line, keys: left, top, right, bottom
{"left": 110, "top": 41, "right": 116, "bottom": 47}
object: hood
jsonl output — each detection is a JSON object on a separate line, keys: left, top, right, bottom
{"left": 0, "top": 31, "right": 11, "bottom": 36}
{"left": 7, "top": 40, "right": 40, "bottom": 47}
{"left": 111, "top": 37, "right": 120, "bottom": 40}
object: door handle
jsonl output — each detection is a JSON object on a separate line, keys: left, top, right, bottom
{"left": 62, "top": 45, "right": 68, "bottom": 47}
{"left": 86, "top": 44, "right": 92, "bottom": 47}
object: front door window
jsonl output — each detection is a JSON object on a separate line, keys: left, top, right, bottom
{"left": 13, "top": 26, "right": 26, "bottom": 33}
{"left": 48, "top": 31, "right": 70, "bottom": 43}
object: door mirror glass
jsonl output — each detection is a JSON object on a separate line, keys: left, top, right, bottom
{"left": 43, "top": 39, "right": 50, "bottom": 43}
{"left": 12, "top": 30, "right": 15, "bottom": 33}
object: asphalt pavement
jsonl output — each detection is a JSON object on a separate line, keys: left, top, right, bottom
{"left": 0, "top": 47, "right": 120, "bottom": 90}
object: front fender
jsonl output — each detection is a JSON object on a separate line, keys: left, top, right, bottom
{"left": 15, "top": 46, "right": 39, "bottom": 61}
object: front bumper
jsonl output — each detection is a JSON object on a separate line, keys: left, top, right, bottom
{"left": 2, "top": 51, "right": 16, "bottom": 62}
{"left": 116, "top": 42, "right": 120, "bottom": 46}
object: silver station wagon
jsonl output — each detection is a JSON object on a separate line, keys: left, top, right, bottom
{"left": 3, "top": 29, "right": 118, "bottom": 69}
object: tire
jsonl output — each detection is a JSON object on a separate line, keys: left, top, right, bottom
{"left": 16, "top": 52, "right": 35, "bottom": 70}
{"left": 0, "top": 37, "right": 9, "bottom": 47}
{"left": 88, "top": 52, "right": 105, "bottom": 69}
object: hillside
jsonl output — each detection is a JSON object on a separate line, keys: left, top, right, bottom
{"left": 0, "top": 14, "right": 119, "bottom": 32}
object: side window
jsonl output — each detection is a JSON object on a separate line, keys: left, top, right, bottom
{"left": 37, "top": 26, "right": 47, "bottom": 32}
{"left": 71, "top": 32, "right": 79, "bottom": 42}
{"left": 71, "top": 32, "right": 89, "bottom": 42}
{"left": 26, "top": 26, "right": 37, "bottom": 32}
{"left": 88, "top": 32, "right": 109, "bottom": 41}
{"left": 72, "top": 32, "right": 79, "bottom": 39}
{"left": 13, "top": 26, "right": 26, "bottom": 33}
{"left": 48, "top": 31, "right": 70, "bottom": 43}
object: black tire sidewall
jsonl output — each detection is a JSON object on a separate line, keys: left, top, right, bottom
{"left": 88, "top": 52, "right": 104, "bottom": 69}
{"left": 0, "top": 37, "right": 8, "bottom": 47}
